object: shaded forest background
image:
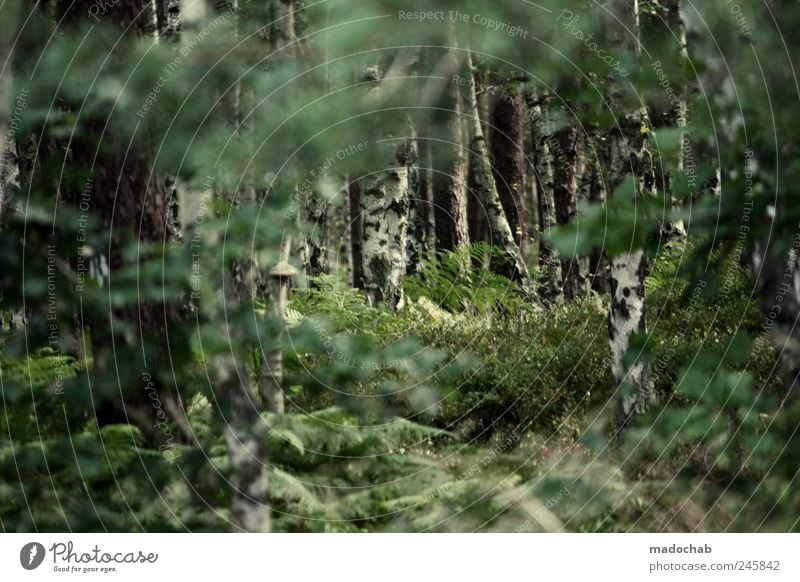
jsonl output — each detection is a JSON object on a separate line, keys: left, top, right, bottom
{"left": 1, "top": 0, "right": 800, "bottom": 532}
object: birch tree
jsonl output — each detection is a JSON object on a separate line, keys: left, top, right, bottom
{"left": 360, "top": 52, "right": 419, "bottom": 309}
{"left": 465, "top": 55, "right": 527, "bottom": 282}
{"left": 602, "top": 0, "right": 657, "bottom": 431}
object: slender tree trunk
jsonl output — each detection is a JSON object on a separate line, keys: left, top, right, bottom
{"left": 489, "top": 78, "right": 526, "bottom": 256}
{"left": 531, "top": 91, "right": 563, "bottom": 304}
{"left": 348, "top": 178, "right": 365, "bottom": 289}
{"left": 406, "top": 131, "right": 434, "bottom": 275}
{"left": 609, "top": 249, "right": 652, "bottom": 427}
{"left": 467, "top": 67, "right": 488, "bottom": 245}
{"left": 200, "top": 0, "right": 273, "bottom": 529}
{"left": 328, "top": 177, "right": 349, "bottom": 281}
{"left": 432, "top": 43, "right": 469, "bottom": 253}
{"left": 267, "top": 0, "right": 297, "bottom": 58}
{"left": 552, "top": 123, "right": 586, "bottom": 301}
{"left": 361, "top": 120, "right": 413, "bottom": 308}
{"left": 605, "top": 0, "right": 655, "bottom": 432}
{"left": 642, "top": 0, "right": 688, "bottom": 242}
{"left": 465, "top": 55, "right": 527, "bottom": 281}
{"left": 523, "top": 93, "right": 539, "bottom": 263}
{"left": 301, "top": 185, "right": 329, "bottom": 278}
{"left": 359, "top": 52, "right": 418, "bottom": 308}
{"left": 216, "top": 352, "right": 272, "bottom": 532}
{"left": 157, "top": 0, "right": 181, "bottom": 39}
{"left": 586, "top": 133, "right": 609, "bottom": 294}
{"left": 0, "top": 20, "right": 15, "bottom": 222}
{"left": 0, "top": 3, "right": 19, "bottom": 331}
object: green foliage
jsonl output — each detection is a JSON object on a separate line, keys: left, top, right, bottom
{"left": 404, "top": 244, "right": 531, "bottom": 315}
{"left": 2, "top": 0, "right": 799, "bottom": 536}
{"left": 644, "top": 244, "right": 783, "bottom": 401}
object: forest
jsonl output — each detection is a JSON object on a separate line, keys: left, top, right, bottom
{"left": 1, "top": 0, "right": 799, "bottom": 533}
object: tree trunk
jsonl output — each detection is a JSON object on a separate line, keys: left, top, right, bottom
{"left": 465, "top": 56, "right": 527, "bottom": 282}
{"left": 0, "top": 4, "right": 20, "bottom": 331}
{"left": 406, "top": 132, "right": 434, "bottom": 275}
{"left": 553, "top": 123, "right": 591, "bottom": 300}
{"left": 157, "top": 0, "right": 181, "bottom": 39}
{"left": 216, "top": 352, "right": 272, "bottom": 532}
{"left": 301, "top": 184, "right": 329, "bottom": 278}
{"left": 489, "top": 79, "right": 526, "bottom": 256}
{"left": 361, "top": 121, "right": 413, "bottom": 309}
{"left": 356, "top": 51, "right": 420, "bottom": 309}
{"left": 348, "top": 178, "right": 365, "bottom": 289}
{"left": 0, "top": 16, "right": 16, "bottom": 222}
{"left": 604, "top": 0, "right": 655, "bottom": 432}
{"left": 642, "top": 0, "right": 688, "bottom": 242}
{"left": 432, "top": 45, "right": 469, "bottom": 253}
{"left": 265, "top": 0, "right": 297, "bottom": 59}
{"left": 609, "top": 249, "right": 653, "bottom": 428}
{"left": 531, "top": 91, "right": 563, "bottom": 304}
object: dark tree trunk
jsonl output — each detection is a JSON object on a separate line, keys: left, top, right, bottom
{"left": 348, "top": 178, "right": 365, "bottom": 289}
{"left": 531, "top": 92, "right": 563, "bottom": 304}
{"left": 406, "top": 134, "right": 434, "bottom": 275}
{"left": 465, "top": 56, "right": 527, "bottom": 282}
{"left": 432, "top": 45, "right": 469, "bottom": 253}
{"left": 552, "top": 123, "right": 591, "bottom": 300}
{"left": 489, "top": 80, "right": 526, "bottom": 255}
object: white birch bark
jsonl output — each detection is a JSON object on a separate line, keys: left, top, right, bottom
{"left": 361, "top": 127, "right": 413, "bottom": 309}
{"left": 604, "top": 0, "right": 654, "bottom": 430}
{"left": 360, "top": 51, "right": 419, "bottom": 309}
